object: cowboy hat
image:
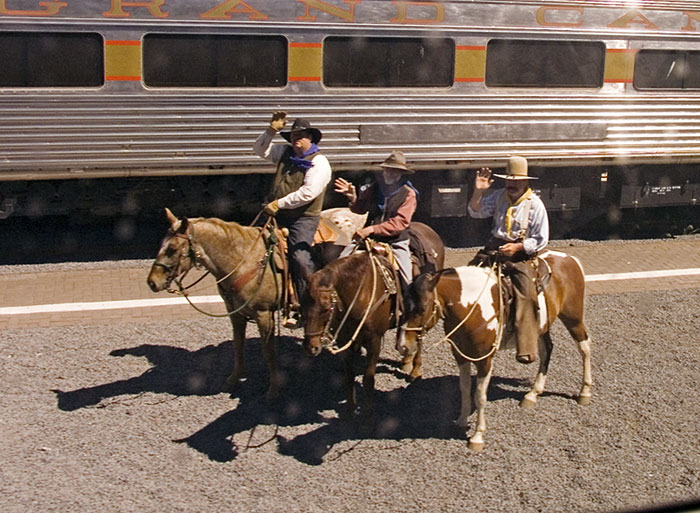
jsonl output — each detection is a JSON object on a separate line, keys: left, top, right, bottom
{"left": 378, "top": 150, "right": 414, "bottom": 174}
{"left": 280, "top": 118, "right": 322, "bottom": 144}
{"left": 493, "top": 156, "right": 537, "bottom": 180}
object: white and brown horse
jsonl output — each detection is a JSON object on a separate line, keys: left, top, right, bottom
{"left": 396, "top": 250, "right": 593, "bottom": 450}
{"left": 147, "top": 208, "right": 285, "bottom": 400}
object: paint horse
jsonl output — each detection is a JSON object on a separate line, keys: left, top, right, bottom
{"left": 303, "top": 222, "right": 445, "bottom": 417}
{"left": 396, "top": 250, "right": 593, "bottom": 450}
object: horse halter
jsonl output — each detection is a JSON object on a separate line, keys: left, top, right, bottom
{"left": 304, "top": 288, "right": 340, "bottom": 343}
{"left": 153, "top": 230, "right": 201, "bottom": 291}
{"left": 401, "top": 296, "right": 444, "bottom": 343}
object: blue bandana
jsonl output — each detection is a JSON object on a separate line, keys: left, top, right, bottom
{"left": 289, "top": 143, "right": 319, "bottom": 169}
{"left": 377, "top": 176, "right": 419, "bottom": 212}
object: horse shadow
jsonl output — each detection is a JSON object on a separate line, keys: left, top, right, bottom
{"left": 51, "top": 335, "right": 532, "bottom": 464}
{"left": 178, "top": 352, "right": 531, "bottom": 464}
{"left": 51, "top": 334, "right": 307, "bottom": 412}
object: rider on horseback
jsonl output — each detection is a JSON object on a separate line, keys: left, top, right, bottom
{"left": 334, "top": 150, "right": 418, "bottom": 298}
{"left": 254, "top": 111, "right": 332, "bottom": 322}
{"left": 468, "top": 156, "right": 550, "bottom": 364}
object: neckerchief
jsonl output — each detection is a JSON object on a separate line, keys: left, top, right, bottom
{"left": 505, "top": 187, "right": 533, "bottom": 237}
{"left": 377, "top": 177, "right": 418, "bottom": 212}
{"left": 289, "top": 143, "right": 319, "bottom": 169}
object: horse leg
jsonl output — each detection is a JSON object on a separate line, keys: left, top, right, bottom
{"left": 561, "top": 316, "right": 593, "bottom": 405}
{"left": 468, "top": 358, "right": 494, "bottom": 452}
{"left": 520, "top": 332, "right": 554, "bottom": 408}
{"left": 255, "top": 310, "right": 282, "bottom": 401}
{"left": 342, "top": 350, "right": 358, "bottom": 416}
{"left": 224, "top": 314, "right": 247, "bottom": 392}
{"left": 455, "top": 358, "right": 473, "bottom": 430}
{"left": 410, "top": 338, "right": 423, "bottom": 379}
{"left": 361, "top": 335, "right": 382, "bottom": 420}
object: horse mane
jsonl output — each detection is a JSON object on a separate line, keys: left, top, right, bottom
{"left": 405, "top": 270, "right": 449, "bottom": 317}
{"left": 190, "top": 216, "right": 260, "bottom": 246}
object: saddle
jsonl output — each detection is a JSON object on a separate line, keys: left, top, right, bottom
{"left": 469, "top": 250, "right": 552, "bottom": 346}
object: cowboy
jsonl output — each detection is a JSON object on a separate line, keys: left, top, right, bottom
{"left": 253, "top": 111, "right": 332, "bottom": 310}
{"left": 334, "top": 150, "right": 418, "bottom": 293}
{"left": 468, "top": 156, "right": 549, "bottom": 364}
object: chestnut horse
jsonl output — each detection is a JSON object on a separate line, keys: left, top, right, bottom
{"left": 396, "top": 250, "right": 593, "bottom": 450}
{"left": 303, "top": 222, "right": 445, "bottom": 417}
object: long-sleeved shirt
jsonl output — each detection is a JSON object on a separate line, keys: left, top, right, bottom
{"left": 468, "top": 188, "right": 549, "bottom": 255}
{"left": 253, "top": 130, "right": 331, "bottom": 210}
{"left": 351, "top": 183, "right": 417, "bottom": 238}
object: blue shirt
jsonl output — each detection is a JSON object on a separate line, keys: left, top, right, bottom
{"left": 468, "top": 188, "right": 549, "bottom": 255}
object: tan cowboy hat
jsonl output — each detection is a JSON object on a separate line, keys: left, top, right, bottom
{"left": 280, "top": 118, "right": 322, "bottom": 144}
{"left": 378, "top": 150, "right": 414, "bottom": 174}
{"left": 493, "top": 156, "right": 537, "bottom": 180}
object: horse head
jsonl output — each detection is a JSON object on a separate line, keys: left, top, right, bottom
{"left": 147, "top": 208, "right": 197, "bottom": 292}
{"left": 396, "top": 271, "right": 443, "bottom": 357}
{"left": 302, "top": 268, "right": 338, "bottom": 357}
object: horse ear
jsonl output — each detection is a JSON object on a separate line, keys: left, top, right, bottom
{"left": 425, "top": 271, "right": 442, "bottom": 291}
{"left": 417, "top": 271, "right": 441, "bottom": 294}
{"left": 165, "top": 208, "right": 178, "bottom": 229}
{"left": 178, "top": 216, "right": 190, "bottom": 234}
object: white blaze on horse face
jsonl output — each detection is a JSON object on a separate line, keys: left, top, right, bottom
{"left": 454, "top": 266, "right": 499, "bottom": 333}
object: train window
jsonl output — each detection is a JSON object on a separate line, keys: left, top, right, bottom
{"left": 323, "top": 37, "right": 454, "bottom": 87}
{"left": 143, "top": 34, "right": 287, "bottom": 87}
{"left": 0, "top": 32, "right": 103, "bottom": 87}
{"left": 485, "top": 40, "right": 605, "bottom": 88}
{"left": 634, "top": 50, "right": 700, "bottom": 89}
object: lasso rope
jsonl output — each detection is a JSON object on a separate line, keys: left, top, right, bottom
{"left": 169, "top": 214, "right": 281, "bottom": 319}
{"left": 430, "top": 264, "right": 506, "bottom": 363}
{"left": 326, "top": 240, "right": 381, "bottom": 355}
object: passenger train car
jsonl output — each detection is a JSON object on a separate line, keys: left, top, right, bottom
{"left": 1, "top": 0, "right": 699, "bottom": 241}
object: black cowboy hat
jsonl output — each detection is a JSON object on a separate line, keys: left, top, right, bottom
{"left": 280, "top": 118, "right": 323, "bottom": 144}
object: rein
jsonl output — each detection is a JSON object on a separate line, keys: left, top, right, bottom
{"left": 168, "top": 215, "right": 282, "bottom": 319}
{"left": 430, "top": 263, "right": 506, "bottom": 363}
{"left": 315, "top": 240, "right": 391, "bottom": 355}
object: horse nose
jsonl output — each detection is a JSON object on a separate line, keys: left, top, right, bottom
{"left": 303, "top": 337, "right": 322, "bottom": 357}
{"left": 395, "top": 331, "right": 407, "bottom": 356}
{"left": 147, "top": 279, "right": 158, "bottom": 292}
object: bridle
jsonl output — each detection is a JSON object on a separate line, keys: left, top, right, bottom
{"left": 400, "top": 295, "right": 444, "bottom": 344}
{"left": 152, "top": 230, "right": 202, "bottom": 292}
{"left": 305, "top": 242, "right": 388, "bottom": 355}
{"left": 158, "top": 218, "right": 282, "bottom": 319}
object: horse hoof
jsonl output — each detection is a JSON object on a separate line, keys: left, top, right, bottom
{"left": 520, "top": 397, "right": 537, "bottom": 409}
{"left": 577, "top": 394, "right": 592, "bottom": 406}
{"left": 468, "top": 440, "right": 484, "bottom": 452}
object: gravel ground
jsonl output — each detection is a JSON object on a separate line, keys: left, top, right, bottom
{"left": 2, "top": 280, "right": 700, "bottom": 513}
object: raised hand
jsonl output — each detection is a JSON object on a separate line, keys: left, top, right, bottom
{"left": 269, "top": 111, "right": 287, "bottom": 132}
{"left": 474, "top": 167, "right": 494, "bottom": 191}
{"left": 334, "top": 177, "right": 356, "bottom": 201}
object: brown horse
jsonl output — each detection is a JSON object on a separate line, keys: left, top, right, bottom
{"left": 147, "top": 208, "right": 284, "bottom": 400}
{"left": 396, "top": 250, "right": 593, "bottom": 451}
{"left": 302, "top": 222, "right": 445, "bottom": 416}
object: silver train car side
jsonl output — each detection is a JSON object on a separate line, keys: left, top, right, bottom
{"left": 0, "top": 0, "right": 699, "bottom": 238}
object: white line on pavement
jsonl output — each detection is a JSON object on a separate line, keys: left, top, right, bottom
{"left": 2, "top": 268, "right": 700, "bottom": 316}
